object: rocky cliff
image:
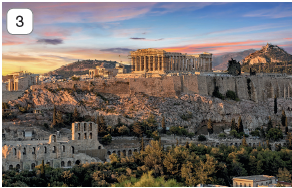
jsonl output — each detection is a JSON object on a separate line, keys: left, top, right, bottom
{"left": 242, "top": 43, "right": 292, "bottom": 64}
{"left": 7, "top": 87, "right": 292, "bottom": 131}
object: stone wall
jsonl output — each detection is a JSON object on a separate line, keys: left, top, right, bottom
{"left": 2, "top": 91, "right": 24, "bottom": 103}
{"left": 29, "top": 75, "right": 292, "bottom": 102}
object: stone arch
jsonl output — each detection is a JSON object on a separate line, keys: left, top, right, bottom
{"left": 71, "top": 146, "right": 74, "bottom": 154}
{"left": 134, "top": 149, "right": 137, "bottom": 152}
{"left": 78, "top": 133, "right": 80, "bottom": 140}
{"left": 75, "top": 160, "right": 81, "bottom": 165}
{"left": 16, "top": 164, "right": 20, "bottom": 170}
{"left": 249, "top": 143, "right": 251, "bottom": 147}
{"left": 107, "top": 151, "right": 111, "bottom": 155}
{"left": 117, "top": 150, "right": 121, "bottom": 157}
{"left": 52, "top": 146, "right": 56, "bottom": 153}
{"left": 89, "top": 123, "right": 92, "bottom": 131}
{"left": 89, "top": 133, "right": 92, "bottom": 139}
{"left": 44, "top": 146, "right": 47, "bottom": 153}
{"left": 9, "top": 165, "right": 13, "bottom": 170}
{"left": 235, "top": 143, "right": 238, "bottom": 147}
{"left": 31, "top": 163, "right": 35, "bottom": 169}
{"left": 230, "top": 143, "right": 233, "bottom": 146}
{"left": 84, "top": 133, "right": 87, "bottom": 139}
{"left": 32, "top": 147, "right": 36, "bottom": 154}
{"left": 67, "top": 161, "right": 71, "bottom": 166}
{"left": 14, "top": 148, "right": 17, "bottom": 155}
{"left": 122, "top": 150, "right": 126, "bottom": 156}
{"left": 46, "top": 161, "right": 50, "bottom": 166}
{"left": 113, "top": 150, "right": 116, "bottom": 154}
{"left": 128, "top": 150, "right": 132, "bottom": 156}
{"left": 62, "top": 145, "right": 65, "bottom": 152}
{"left": 98, "top": 146, "right": 101, "bottom": 149}
{"left": 253, "top": 143, "right": 256, "bottom": 148}
{"left": 61, "top": 161, "right": 65, "bottom": 167}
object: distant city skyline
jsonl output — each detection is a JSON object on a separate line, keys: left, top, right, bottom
{"left": 2, "top": 2, "right": 292, "bottom": 75}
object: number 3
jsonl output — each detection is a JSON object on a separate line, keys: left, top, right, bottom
{"left": 16, "top": 15, "right": 24, "bottom": 27}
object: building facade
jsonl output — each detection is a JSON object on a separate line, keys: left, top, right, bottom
{"left": 4, "top": 71, "right": 39, "bottom": 91}
{"left": 233, "top": 175, "right": 276, "bottom": 187}
{"left": 130, "top": 48, "right": 212, "bottom": 73}
{"left": 2, "top": 122, "right": 106, "bottom": 171}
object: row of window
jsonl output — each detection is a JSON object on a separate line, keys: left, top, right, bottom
{"left": 235, "top": 181, "right": 272, "bottom": 187}
{"left": 14, "top": 146, "right": 75, "bottom": 155}
{"left": 77, "top": 133, "right": 92, "bottom": 140}
{"left": 77, "top": 123, "right": 93, "bottom": 131}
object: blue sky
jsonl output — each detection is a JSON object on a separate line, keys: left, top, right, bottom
{"left": 2, "top": 2, "right": 292, "bottom": 74}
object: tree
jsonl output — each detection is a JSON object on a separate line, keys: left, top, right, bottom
{"left": 285, "top": 126, "right": 289, "bottom": 135}
{"left": 56, "top": 111, "right": 64, "bottom": 125}
{"left": 140, "top": 137, "right": 145, "bottom": 151}
{"left": 72, "top": 107, "right": 79, "bottom": 122}
{"left": 274, "top": 95, "right": 278, "bottom": 114}
{"left": 101, "top": 134, "right": 112, "bottom": 145}
{"left": 231, "top": 118, "right": 237, "bottom": 131}
{"left": 207, "top": 119, "right": 213, "bottom": 134}
{"left": 161, "top": 116, "right": 166, "bottom": 134}
{"left": 237, "top": 116, "right": 244, "bottom": 133}
{"left": 52, "top": 105, "right": 57, "bottom": 128}
{"left": 118, "top": 125, "right": 129, "bottom": 136}
{"left": 277, "top": 168, "right": 292, "bottom": 183}
{"left": 281, "top": 110, "right": 287, "bottom": 127}
{"left": 133, "top": 121, "right": 143, "bottom": 138}
{"left": 267, "top": 116, "right": 273, "bottom": 132}
{"left": 98, "top": 115, "right": 107, "bottom": 136}
{"left": 242, "top": 135, "right": 248, "bottom": 147}
{"left": 41, "top": 160, "right": 45, "bottom": 176}
{"left": 266, "top": 128, "right": 283, "bottom": 141}
{"left": 198, "top": 135, "right": 206, "bottom": 141}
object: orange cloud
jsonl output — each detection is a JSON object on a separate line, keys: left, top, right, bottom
{"left": 2, "top": 41, "right": 24, "bottom": 46}
{"left": 284, "top": 38, "right": 292, "bottom": 40}
{"left": 161, "top": 40, "right": 265, "bottom": 54}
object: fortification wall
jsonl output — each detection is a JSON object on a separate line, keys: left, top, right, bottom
{"left": 30, "top": 75, "right": 292, "bottom": 102}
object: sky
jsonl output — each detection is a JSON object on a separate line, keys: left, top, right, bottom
{"left": 2, "top": 2, "right": 292, "bottom": 75}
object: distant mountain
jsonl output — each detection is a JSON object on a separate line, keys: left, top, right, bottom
{"left": 44, "top": 59, "right": 131, "bottom": 78}
{"left": 241, "top": 43, "right": 292, "bottom": 74}
{"left": 213, "top": 49, "right": 257, "bottom": 70}
{"left": 242, "top": 43, "right": 292, "bottom": 64}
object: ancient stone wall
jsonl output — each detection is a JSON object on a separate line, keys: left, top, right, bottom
{"left": 30, "top": 75, "right": 292, "bottom": 102}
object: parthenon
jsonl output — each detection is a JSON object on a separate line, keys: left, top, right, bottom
{"left": 130, "top": 48, "right": 212, "bottom": 73}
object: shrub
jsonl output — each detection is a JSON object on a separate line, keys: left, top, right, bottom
{"left": 226, "top": 90, "right": 236, "bottom": 100}
{"left": 198, "top": 135, "right": 206, "bottom": 141}
{"left": 218, "top": 133, "right": 226, "bottom": 138}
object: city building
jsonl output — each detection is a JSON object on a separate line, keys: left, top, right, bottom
{"left": 4, "top": 71, "right": 39, "bottom": 91}
{"left": 233, "top": 175, "right": 276, "bottom": 187}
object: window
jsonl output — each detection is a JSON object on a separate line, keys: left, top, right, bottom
{"left": 61, "top": 161, "right": 65, "bottom": 167}
{"left": 23, "top": 148, "right": 26, "bottom": 155}
{"left": 71, "top": 146, "right": 74, "bottom": 154}
{"left": 67, "top": 161, "right": 71, "bottom": 166}
{"left": 52, "top": 146, "right": 56, "bottom": 153}
{"left": 14, "top": 148, "right": 17, "bottom": 155}
{"left": 78, "top": 123, "right": 80, "bottom": 131}
{"left": 32, "top": 147, "right": 35, "bottom": 154}
{"left": 84, "top": 133, "right": 87, "bottom": 139}
{"left": 98, "top": 146, "right": 101, "bottom": 149}
{"left": 89, "top": 133, "right": 92, "bottom": 139}
{"left": 31, "top": 163, "right": 35, "bottom": 169}
{"left": 44, "top": 146, "right": 47, "bottom": 153}
{"left": 78, "top": 133, "right": 80, "bottom": 140}
{"left": 84, "top": 124, "right": 86, "bottom": 131}
{"left": 89, "top": 123, "right": 92, "bottom": 131}
{"left": 62, "top": 145, "right": 65, "bottom": 152}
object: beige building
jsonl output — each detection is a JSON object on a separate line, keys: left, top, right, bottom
{"left": 4, "top": 71, "right": 39, "bottom": 91}
{"left": 233, "top": 175, "right": 276, "bottom": 187}
{"left": 130, "top": 48, "right": 212, "bottom": 74}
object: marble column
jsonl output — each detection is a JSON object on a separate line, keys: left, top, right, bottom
{"left": 162, "top": 57, "right": 165, "bottom": 71}
{"left": 144, "top": 56, "right": 147, "bottom": 71}
{"left": 139, "top": 56, "right": 142, "bottom": 71}
{"left": 132, "top": 57, "right": 135, "bottom": 71}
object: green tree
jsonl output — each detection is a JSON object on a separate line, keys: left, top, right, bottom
{"left": 281, "top": 110, "right": 287, "bottom": 127}
{"left": 242, "top": 135, "right": 248, "bottom": 147}
{"left": 285, "top": 126, "right": 289, "bottom": 135}
{"left": 98, "top": 115, "right": 107, "bottom": 136}
{"left": 118, "top": 125, "right": 129, "bottom": 136}
{"left": 198, "top": 135, "right": 206, "bottom": 141}
{"left": 72, "top": 107, "right": 79, "bottom": 122}
{"left": 274, "top": 95, "right": 278, "bottom": 114}
{"left": 231, "top": 118, "right": 237, "bottom": 131}
{"left": 266, "top": 128, "right": 283, "bottom": 141}
{"left": 207, "top": 119, "right": 213, "bottom": 134}
{"left": 101, "top": 134, "right": 112, "bottom": 145}
{"left": 260, "top": 126, "right": 266, "bottom": 138}
{"left": 237, "top": 116, "right": 244, "bottom": 133}
{"left": 161, "top": 116, "right": 166, "bottom": 134}
{"left": 277, "top": 168, "right": 292, "bottom": 183}
{"left": 267, "top": 116, "right": 273, "bottom": 132}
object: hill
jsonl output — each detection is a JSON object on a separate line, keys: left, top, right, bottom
{"left": 44, "top": 59, "right": 131, "bottom": 78}
{"left": 213, "top": 49, "right": 257, "bottom": 70}
{"left": 241, "top": 43, "right": 292, "bottom": 74}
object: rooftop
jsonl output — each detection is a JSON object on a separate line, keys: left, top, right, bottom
{"left": 233, "top": 175, "right": 275, "bottom": 181}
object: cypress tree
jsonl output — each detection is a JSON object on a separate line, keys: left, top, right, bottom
{"left": 41, "top": 159, "right": 44, "bottom": 175}
{"left": 52, "top": 105, "right": 56, "bottom": 127}
{"left": 281, "top": 110, "right": 287, "bottom": 127}
{"left": 242, "top": 135, "right": 247, "bottom": 147}
{"left": 231, "top": 118, "right": 236, "bottom": 131}
{"left": 274, "top": 95, "right": 277, "bottom": 114}
{"left": 285, "top": 125, "right": 289, "bottom": 135}
{"left": 161, "top": 116, "right": 166, "bottom": 134}
{"left": 207, "top": 119, "right": 213, "bottom": 134}
{"left": 238, "top": 116, "right": 244, "bottom": 133}
{"left": 260, "top": 126, "right": 266, "bottom": 138}
{"left": 267, "top": 116, "right": 273, "bottom": 132}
